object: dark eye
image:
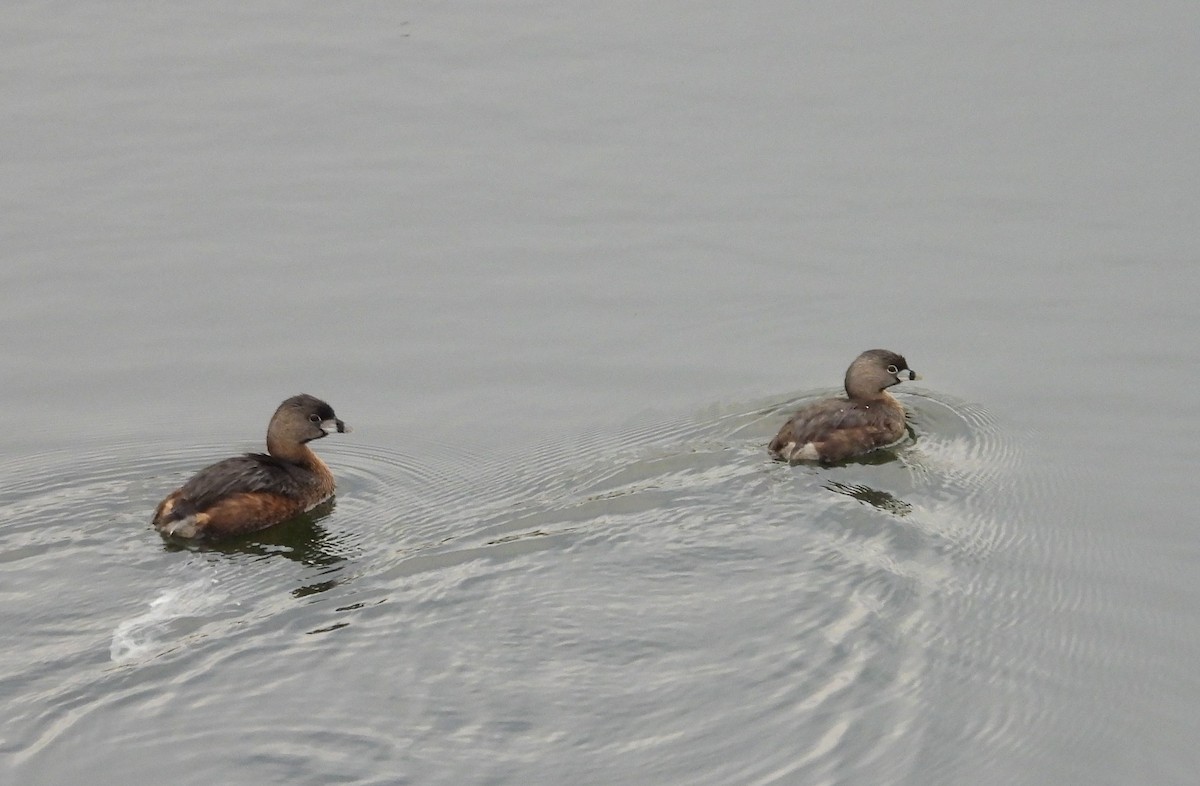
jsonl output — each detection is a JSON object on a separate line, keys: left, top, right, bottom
{"left": 887, "top": 365, "right": 899, "bottom": 374}
{"left": 309, "top": 413, "right": 321, "bottom": 423}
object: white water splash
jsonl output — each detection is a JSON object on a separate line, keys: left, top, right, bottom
{"left": 110, "top": 578, "right": 227, "bottom": 664}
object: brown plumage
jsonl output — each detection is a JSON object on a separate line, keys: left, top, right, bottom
{"left": 152, "top": 394, "right": 350, "bottom": 539}
{"left": 769, "top": 350, "right": 919, "bottom": 464}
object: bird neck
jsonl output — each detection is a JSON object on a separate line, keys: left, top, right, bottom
{"left": 266, "top": 436, "right": 319, "bottom": 465}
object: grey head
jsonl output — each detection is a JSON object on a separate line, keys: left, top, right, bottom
{"left": 844, "top": 349, "right": 920, "bottom": 400}
{"left": 267, "top": 394, "right": 351, "bottom": 454}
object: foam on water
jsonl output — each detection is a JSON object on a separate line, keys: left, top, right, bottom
{"left": 110, "top": 577, "right": 228, "bottom": 665}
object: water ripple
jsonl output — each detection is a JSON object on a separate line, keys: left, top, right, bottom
{"left": 1, "top": 391, "right": 1061, "bottom": 784}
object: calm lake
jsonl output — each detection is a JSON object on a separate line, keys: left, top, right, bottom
{"left": 4, "top": 2, "right": 1199, "bottom": 784}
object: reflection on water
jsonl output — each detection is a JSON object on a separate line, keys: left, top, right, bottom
{"left": 825, "top": 480, "right": 915, "bottom": 516}
{"left": 160, "top": 501, "right": 346, "bottom": 558}
{"left": 159, "top": 500, "right": 352, "bottom": 596}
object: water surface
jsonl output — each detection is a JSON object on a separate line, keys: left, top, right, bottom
{"left": 3, "top": 2, "right": 1200, "bottom": 784}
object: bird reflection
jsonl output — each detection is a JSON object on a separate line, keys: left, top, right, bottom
{"left": 159, "top": 499, "right": 350, "bottom": 596}
{"left": 824, "top": 480, "right": 913, "bottom": 516}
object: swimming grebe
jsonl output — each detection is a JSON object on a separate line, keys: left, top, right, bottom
{"left": 769, "top": 350, "right": 919, "bottom": 464}
{"left": 152, "top": 394, "right": 350, "bottom": 539}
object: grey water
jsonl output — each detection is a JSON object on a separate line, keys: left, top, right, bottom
{"left": 3, "top": 2, "right": 1200, "bottom": 784}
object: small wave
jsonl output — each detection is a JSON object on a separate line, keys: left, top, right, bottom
{"left": 110, "top": 578, "right": 228, "bottom": 665}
